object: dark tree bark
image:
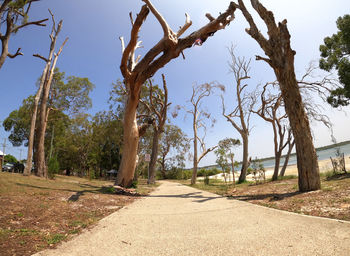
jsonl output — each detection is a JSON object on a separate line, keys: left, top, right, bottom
{"left": 0, "top": 0, "right": 47, "bottom": 70}
{"left": 117, "top": 0, "right": 236, "bottom": 187}
{"left": 236, "top": 0, "right": 320, "bottom": 191}
{"left": 280, "top": 137, "right": 295, "bottom": 177}
{"left": 146, "top": 74, "right": 169, "bottom": 184}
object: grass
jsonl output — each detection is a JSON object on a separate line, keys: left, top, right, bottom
{"left": 177, "top": 171, "right": 350, "bottom": 221}
{"left": 0, "top": 172, "right": 158, "bottom": 256}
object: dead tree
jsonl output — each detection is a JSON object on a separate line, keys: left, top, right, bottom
{"left": 185, "top": 82, "right": 221, "bottom": 185}
{"left": 24, "top": 11, "right": 67, "bottom": 176}
{"left": 252, "top": 82, "right": 293, "bottom": 181}
{"left": 236, "top": 0, "right": 320, "bottom": 191}
{"left": 31, "top": 12, "right": 67, "bottom": 178}
{"left": 117, "top": 0, "right": 236, "bottom": 187}
{"left": 222, "top": 48, "right": 255, "bottom": 183}
{"left": 0, "top": 0, "right": 47, "bottom": 70}
{"left": 140, "top": 74, "right": 170, "bottom": 184}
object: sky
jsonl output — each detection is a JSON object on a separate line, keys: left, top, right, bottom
{"left": 0, "top": 0, "right": 349, "bottom": 167}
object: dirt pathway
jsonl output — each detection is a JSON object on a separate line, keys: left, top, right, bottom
{"left": 34, "top": 181, "right": 350, "bottom": 256}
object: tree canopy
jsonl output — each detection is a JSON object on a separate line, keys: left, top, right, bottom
{"left": 320, "top": 14, "right": 350, "bottom": 107}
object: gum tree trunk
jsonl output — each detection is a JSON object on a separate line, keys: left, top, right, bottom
{"left": 238, "top": 134, "right": 249, "bottom": 183}
{"left": 237, "top": 0, "right": 320, "bottom": 191}
{"left": 116, "top": 91, "right": 140, "bottom": 187}
{"left": 278, "top": 75, "right": 320, "bottom": 191}
{"left": 148, "top": 128, "right": 160, "bottom": 184}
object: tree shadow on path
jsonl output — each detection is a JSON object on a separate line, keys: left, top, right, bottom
{"left": 147, "top": 191, "right": 221, "bottom": 203}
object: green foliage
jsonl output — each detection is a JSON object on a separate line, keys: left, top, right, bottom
{"left": 197, "top": 168, "right": 221, "bottom": 177}
{"left": 48, "top": 156, "right": 59, "bottom": 179}
{"left": 4, "top": 154, "right": 17, "bottom": 163}
{"left": 164, "top": 167, "right": 191, "bottom": 180}
{"left": 3, "top": 96, "right": 33, "bottom": 147}
{"left": 319, "top": 14, "right": 350, "bottom": 107}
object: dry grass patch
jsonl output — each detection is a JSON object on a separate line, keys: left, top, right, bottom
{"left": 0, "top": 172, "right": 157, "bottom": 256}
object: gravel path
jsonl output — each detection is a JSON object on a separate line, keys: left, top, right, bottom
{"left": 34, "top": 181, "right": 350, "bottom": 256}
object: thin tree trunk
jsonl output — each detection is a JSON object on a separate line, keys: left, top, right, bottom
{"left": 238, "top": 134, "right": 249, "bottom": 183}
{"left": 230, "top": 155, "right": 235, "bottom": 187}
{"left": 115, "top": 92, "right": 140, "bottom": 187}
{"left": 280, "top": 140, "right": 295, "bottom": 177}
{"left": 148, "top": 128, "right": 160, "bottom": 184}
{"left": 278, "top": 75, "right": 320, "bottom": 191}
{"left": 272, "top": 151, "right": 282, "bottom": 181}
{"left": 191, "top": 114, "right": 198, "bottom": 185}
{"left": 24, "top": 67, "right": 49, "bottom": 176}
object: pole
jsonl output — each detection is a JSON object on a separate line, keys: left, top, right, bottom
{"left": 2, "top": 138, "right": 6, "bottom": 167}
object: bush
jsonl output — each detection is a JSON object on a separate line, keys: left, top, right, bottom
{"left": 48, "top": 156, "right": 60, "bottom": 179}
{"left": 204, "top": 176, "right": 210, "bottom": 185}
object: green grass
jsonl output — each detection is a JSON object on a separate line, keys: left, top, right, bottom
{"left": 46, "top": 233, "right": 65, "bottom": 245}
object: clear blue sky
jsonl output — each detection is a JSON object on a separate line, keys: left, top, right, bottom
{"left": 1, "top": 0, "right": 349, "bottom": 166}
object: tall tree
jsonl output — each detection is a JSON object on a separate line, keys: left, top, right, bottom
{"left": 0, "top": 0, "right": 47, "bottom": 70}
{"left": 184, "top": 82, "right": 221, "bottom": 185}
{"left": 35, "top": 14, "right": 68, "bottom": 178}
{"left": 236, "top": 0, "right": 321, "bottom": 192}
{"left": 222, "top": 48, "right": 255, "bottom": 183}
{"left": 319, "top": 14, "right": 350, "bottom": 107}
{"left": 117, "top": 0, "right": 236, "bottom": 187}
{"left": 140, "top": 75, "right": 170, "bottom": 184}
{"left": 24, "top": 11, "right": 68, "bottom": 176}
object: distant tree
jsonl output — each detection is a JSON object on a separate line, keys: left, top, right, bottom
{"left": 236, "top": 0, "right": 321, "bottom": 192}
{"left": 180, "top": 82, "right": 222, "bottom": 185}
{"left": 319, "top": 14, "right": 350, "bottom": 107}
{"left": 222, "top": 48, "right": 256, "bottom": 183}
{"left": 158, "top": 124, "right": 189, "bottom": 179}
{"left": 0, "top": 0, "right": 47, "bottom": 69}
{"left": 215, "top": 138, "right": 240, "bottom": 186}
{"left": 4, "top": 154, "right": 17, "bottom": 163}
{"left": 3, "top": 96, "right": 33, "bottom": 146}
{"left": 117, "top": 0, "right": 236, "bottom": 187}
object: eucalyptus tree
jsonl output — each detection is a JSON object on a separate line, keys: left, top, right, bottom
{"left": 235, "top": 0, "right": 320, "bottom": 191}
{"left": 117, "top": 0, "right": 237, "bottom": 187}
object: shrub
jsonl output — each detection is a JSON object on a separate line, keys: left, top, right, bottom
{"left": 48, "top": 156, "right": 60, "bottom": 179}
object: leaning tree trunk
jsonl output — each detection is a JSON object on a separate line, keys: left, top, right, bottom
{"left": 237, "top": 0, "right": 320, "bottom": 192}
{"left": 148, "top": 128, "right": 160, "bottom": 184}
{"left": 278, "top": 75, "right": 320, "bottom": 191}
{"left": 115, "top": 91, "right": 140, "bottom": 187}
{"left": 272, "top": 151, "right": 282, "bottom": 181}
{"left": 238, "top": 134, "right": 249, "bottom": 183}
{"left": 279, "top": 140, "right": 294, "bottom": 177}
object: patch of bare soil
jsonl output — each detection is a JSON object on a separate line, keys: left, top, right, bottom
{"left": 226, "top": 173, "right": 350, "bottom": 221}
{"left": 0, "top": 173, "right": 152, "bottom": 256}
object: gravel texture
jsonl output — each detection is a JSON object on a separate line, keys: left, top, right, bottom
{"left": 34, "top": 181, "right": 350, "bottom": 256}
